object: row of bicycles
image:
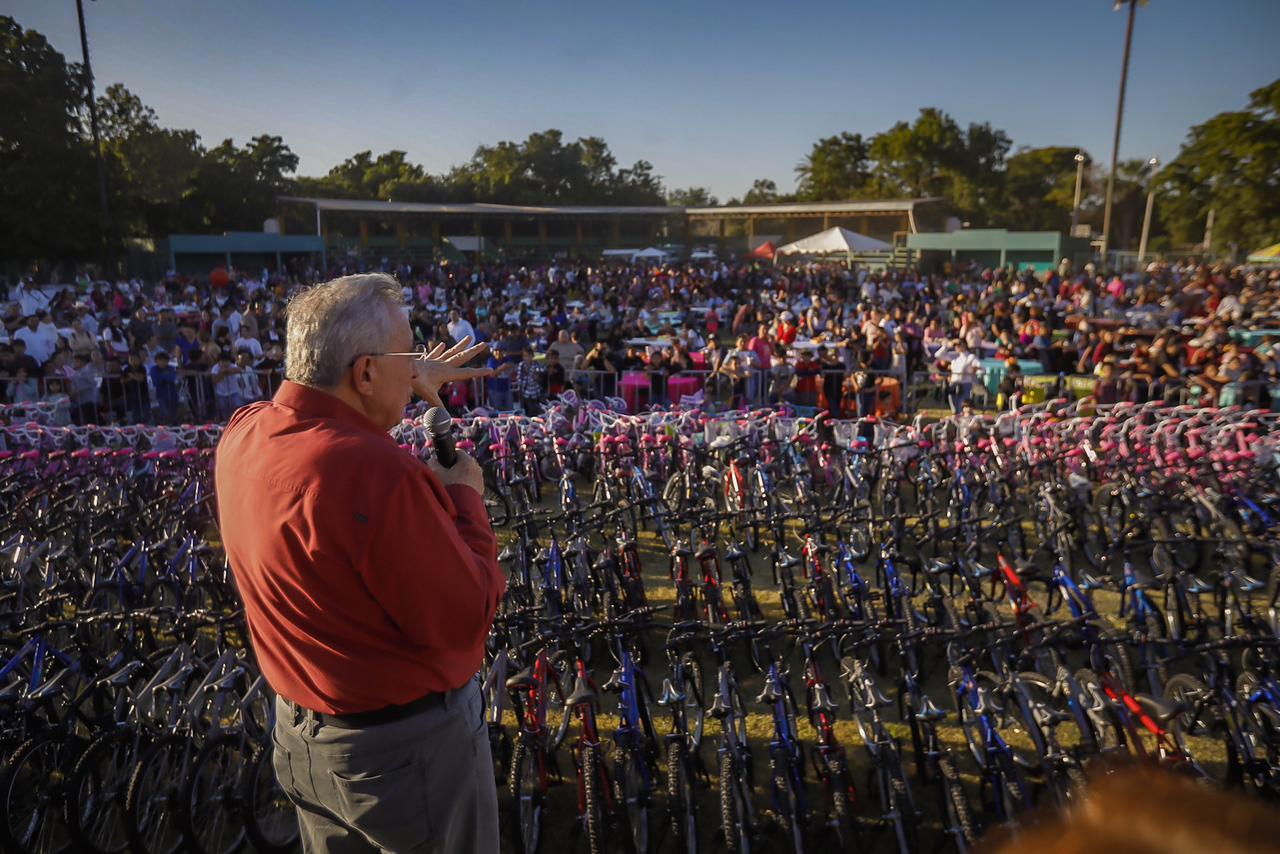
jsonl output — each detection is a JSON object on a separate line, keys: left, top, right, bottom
{"left": 0, "top": 391, "right": 1275, "bottom": 853}
{"left": 388, "top": 394, "right": 1280, "bottom": 853}
{"left": 0, "top": 439, "right": 297, "bottom": 854}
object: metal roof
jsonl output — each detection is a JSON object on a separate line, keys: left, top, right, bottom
{"left": 280, "top": 196, "right": 679, "bottom": 216}
{"left": 685, "top": 198, "right": 943, "bottom": 216}
{"left": 280, "top": 196, "right": 943, "bottom": 218}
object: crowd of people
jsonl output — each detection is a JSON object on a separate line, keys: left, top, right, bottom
{"left": 2, "top": 254, "right": 1278, "bottom": 425}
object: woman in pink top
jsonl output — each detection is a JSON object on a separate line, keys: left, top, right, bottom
{"left": 748, "top": 323, "right": 773, "bottom": 370}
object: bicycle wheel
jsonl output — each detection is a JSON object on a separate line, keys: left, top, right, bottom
{"left": 616, "top": 747, "right": 650, "bottom": 854}
{"left": 124, "top": 733, "right": 194, "bottom": 854}
{"left": 883, "top": 754, "right": 919, "bottom": 854}
{"left": 824, "top": 755, "right": 859, "bottom": 852}
{"left": 581, "top": 743, "right": 610, "bottom": 854}
{"left": 719, "top": 751, "right": 752, "bottom": 854}
{"left": 241, "top": 743, "right": 299, "bottom": 854}
{"left": 507, "top": 739, "right": 544, "bottom": 854}
{"left": 666, "top": 740, "right": 698, "bottom": 854}
{"left": 0, "top": 731, "right": 80, "bottom": 854}
{"left": 769, "top": 752, "right": 805, "bottom": 853}
{"left": 64, "top": 728, "right": 135, "bottom": 854}
{"left": 936, "top": 754, "right": 977, "bottom": 850}
{"left": 181, "top": 732, "right": 248, "bottom": 854}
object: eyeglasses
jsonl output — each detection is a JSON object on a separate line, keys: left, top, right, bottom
{"left": 348, "top": 343, "right": 430, "bottom": 368}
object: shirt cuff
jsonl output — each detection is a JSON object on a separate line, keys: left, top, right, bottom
{"left": 445, "top": 483, "right": 490, "bottom": 525}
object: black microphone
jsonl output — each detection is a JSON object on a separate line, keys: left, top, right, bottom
{"left": 425, "top": 406, "right": 457, "bottom": 468}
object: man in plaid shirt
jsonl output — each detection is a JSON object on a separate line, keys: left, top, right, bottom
{"left": 514, "top": 348, "right": 545, "bottom": 414}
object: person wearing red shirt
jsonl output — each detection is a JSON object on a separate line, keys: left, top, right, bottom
{"left": 216, "top": 274, "right": 497, "bottom": 853}
{"left": 776, "top": 311, "right": 799, "bottom": 346}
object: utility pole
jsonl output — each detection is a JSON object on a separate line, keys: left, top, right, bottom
{"left": 1099, "top": 0, "right": 1142, "bottom": 267}
{"left": 76, "top": 0, "right": 110, "bottom": 227}
{"left": 1202, "top": 209, "right": 1214, "bottom": 258}
{"left": 1071, "top": 152, "right": 1086, "bottom": 232}
{"left": 1136, "top": 157, "right": 1158, "bottom": 267}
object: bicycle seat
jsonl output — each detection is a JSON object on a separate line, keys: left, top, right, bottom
{"left": 1230, "top": 572, "right": 1265, "bottom": 593}
{"left": 695, "top": 543, "right": 718, "bottom": 561}
{"left": 1128, "top": 569, "right": 1159, "bottom": 591}
{"left": 756, "top": 679, "right": 783, "bottom": 705}
{"left": 776, "top": 553, "right": 801, "bottom": 570}
{"left": 1185, "top": 574, "right": 1213, "bottom": 594}
{"left": 1034, "top": 703, "right": 1074, "bottom": 727}
{"left": 670, "top": 543, "right": 692, "bottom": 559}
{"left": 968, "top": 561, "right": 996, "bottom": 579}
{"left": 70, "top": 449, "right": 92, "bottom": 459}
{"left": 488, "top": 443, "right": 506, "bottom": 453}
{"left": 724, "top": 544, "right": 745, "bottom": 561}
{"left": 28, "top": 668, "right": 75, "bottom": 701}
{"left": 505, "top": 667, "right": 537, "bottom": 691}
{"left": 98, "top": 659, "right": 145, "bottom": 688}
{"left": 1079, "top": 572, "right": 1109, "bottom": 592}
{"left": 1135, "top": 693, "right": 1182, "bottom": 724}
{"left": 602, "top": 668, "right": 625, "bottom": 693}
{"left": 564, "top": 676, "right": 597, "bottom": 708}
{"left": 916, "top": 694, "right": 948, "bottom": 722}
{"left": 708, "top": 691, "right": 732, "bottom": 718}
{"left": 926, "top": 558, "right": 954, "bottom": 576}
{"left": 657, "top": 678, "right": 686, "bottom": 707}
{"left": 811, "top": 683, "right": 839, "bottom": 714}
{"left": 1002, "top": 437, "right": 1018, "bottom": 448}
{"left": 863, "top": 682, "right": 894, "bottom": 710}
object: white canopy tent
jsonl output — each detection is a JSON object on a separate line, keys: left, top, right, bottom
{"left": 631, "top": 246, "right": 670, "bottom": 259}
{"left": 775, "top": 227, "right": 893, "bottom": 257}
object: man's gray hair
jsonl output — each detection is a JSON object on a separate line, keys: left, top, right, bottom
{"left": 284, "top": 274, "right": 404, "bottom": 388}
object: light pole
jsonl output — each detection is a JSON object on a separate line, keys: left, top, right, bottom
{"left": 75, "top": 0, "right": 109, "bottom": 226}
{"left": 1136, "top": 157, "right": 1159, "bottom": 267}
{"left": 1071, "top": 152, "right": 1086, "bottom": 232}
{"left": 1100, "top": 0, "right": 1147, "bottom": 266}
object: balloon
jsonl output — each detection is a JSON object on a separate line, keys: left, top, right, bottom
{"left": 210, "top": 267, "right": 230, "bottom": 288}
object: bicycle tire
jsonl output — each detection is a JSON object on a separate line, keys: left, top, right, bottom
{"left": 666, "top": 740, "right": 697, "bottom": 854}
{"left": 616, "top": 746, "right": 649, "bottom": 854}
{"left": 507, "top": 739, "right": 543, "bottom": 854}
{"left": 582, "top": 743, "right": 610, "bottom": 854}
{"left": 719, "top": 751, "right": 751, "bottom": 854}
{"left": 180, "top": 732, "right": 249, "bottom": 854}
{"left": 0, "top": 731, "right": 80, "bottom": 854}
{"left": 769, "top": 752, "right": 805, "bottom": 853}
{"left": 937, "top": 754, "right": 977, "bottom": 849}
{"left": 240, "top": 743, "right": 298, "bottom": 854}
{"left": 124, "top": 732, "right": 192, "bottom": 854}
{"left": 825, "top": 755, "right": 859, "bottom": 852}
{"left": 64, "top": 728, "right": 135, "bottom": 854}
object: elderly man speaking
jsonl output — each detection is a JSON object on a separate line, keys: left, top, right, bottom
{"left": 215, "top": 274, "right": 502, "bottom": 853}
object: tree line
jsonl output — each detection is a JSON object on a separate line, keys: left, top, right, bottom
{"left": 2, "top": 15, "right": 1277, "bottom": 265}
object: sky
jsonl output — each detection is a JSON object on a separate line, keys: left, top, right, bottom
{"left": 10, "top": 0, "right": 1280, "bottom": 201}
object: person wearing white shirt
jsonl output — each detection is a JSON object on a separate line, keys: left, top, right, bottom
{"left": 942, "top": 340, "right": 982, "bottom": 413}
{"left": 14, "top": 316, "right": 56, "bottom": 365}
{"left": 446, "top": 309, "right": 475, "bottom": 344}
{"left": 234, "top": 335, "right": 263, "bottom": 360}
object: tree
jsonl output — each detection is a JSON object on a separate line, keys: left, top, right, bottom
{"left": 998, "top": 147, "right": 1091, "bottom": 232}
{"left": 866, "top": 109, "right": 1009, "bottom": 219}
{"left": 179, "top": 135, "right": 298, "bottom": 232}
{"left": 0, "top": 16, "right": 104, "bottom": 260}
{"left": 666, "top": 187, "right": 718, "bottom": 207}
{"left": 794, "top": 132, "right": 870, "bottom": 201}
{"left": 1158, "top": 78, "right": 1280, "bottom": 253}
{"left": 740, "top": 178, "right": 780, "bottom": 205}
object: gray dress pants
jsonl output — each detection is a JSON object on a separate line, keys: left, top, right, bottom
{"left": 271, "top": 675, "right": 499, "bottom": 853}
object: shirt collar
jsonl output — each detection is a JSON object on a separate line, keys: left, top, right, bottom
{"left": 272, "top": 381, "right": 394, "bottom": 442}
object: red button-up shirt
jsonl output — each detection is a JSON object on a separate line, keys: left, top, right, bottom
{"left": 215, "top": 381, "right": 502, "bottom": 714}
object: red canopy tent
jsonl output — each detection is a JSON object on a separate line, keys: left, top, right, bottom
{"left": 748, "top": 240, "right": 775, "bottom": 261}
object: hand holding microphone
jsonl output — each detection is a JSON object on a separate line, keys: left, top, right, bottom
{"left": 425, "top": 406, "right": 483, "bottom": 495}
